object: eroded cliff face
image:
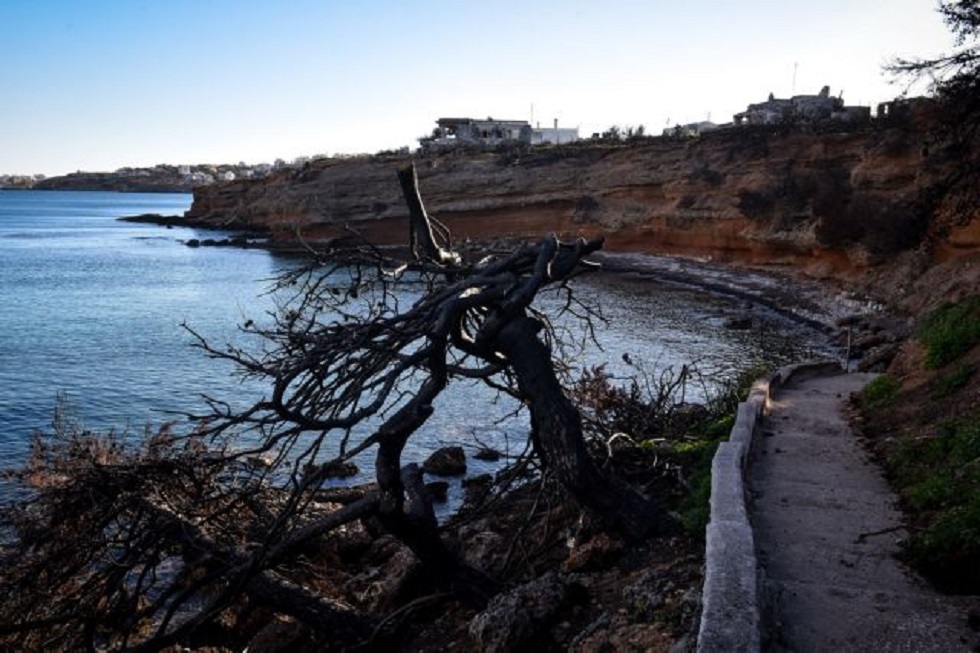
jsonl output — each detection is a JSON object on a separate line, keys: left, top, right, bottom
{"left": 186, "top": 106, "right": 979, "bottom": 309}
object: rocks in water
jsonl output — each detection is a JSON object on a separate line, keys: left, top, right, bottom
{"left": 318, "top": 460, "right": 359, "bottom": 479}
{"left": 422, "top": 446, "right": 467, "bottom": 476}
{"left": 462, "top": 473, "right": 494, "bottom": 506}
{"left": 425, "top": 480, "right": 449, "bottom": 503}
{"left": 474, "top": 447, "right": 502, "bottom": 462}
{"left": 118, "top": 213, "right": 187, "bottom": 226}
{"left": 184, "top": 235, "right": 254, "bottom": 248}
{"left": 245, "top": 452, "right": 275, "bottom": 469}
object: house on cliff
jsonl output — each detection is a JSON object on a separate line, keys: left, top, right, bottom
{"left": 420, "top": 117, "right": 579, "bottom": 149}
{"left": 734, "top": 86, "right": 870, "bottom": 125}
{"left": 662, "top": 120, "right": 721, "bottom": 138}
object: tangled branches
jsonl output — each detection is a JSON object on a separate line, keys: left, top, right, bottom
{"left": 0, "top": 164, "right": 675, "bottom": 650}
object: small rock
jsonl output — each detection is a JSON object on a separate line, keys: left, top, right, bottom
{"left": 723, "top": 316, "right": 753, "bottom": 330}
{"left": 246, "top": 452, "right": 275, "bottom": 468}
{"left": 462, "top": 473, "right": 493, "bottom": 505}
{"left": 562, "top": 532, "right": 623, "bottom": 573}
{"left": 319, "top": 460, "right": 359, "bottom": 479}
{"left": 425, "top": 480, "right": 449, "bottom": 503}
{"left": 474, "top": 447, "right": 502, "bottom": 461}
{"left": 621, "top": 569, "right": 668, "bottom": 622}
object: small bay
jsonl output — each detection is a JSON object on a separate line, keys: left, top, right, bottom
{"left": 0, "top": 190, "right": 835, "bottom": 487}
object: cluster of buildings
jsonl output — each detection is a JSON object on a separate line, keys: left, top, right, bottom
{"left": 417, "top": 85, "right": 879, "bottom": 151}
{"left": 173, "top": 159, "right": 311, "bottom": 185}
{"left": 733, "top": 85, "right": 870, "bottom": 126}
{"left": 419, "top": 117, "right": 580, "bottom": 150}
{"left": 665, "top": 86, "right": 873, "bottom": 138}
{"left": 0, "top": 174, "right": 46, "bottom": 189}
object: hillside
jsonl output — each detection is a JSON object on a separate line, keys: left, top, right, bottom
{"left": 185, "top": 101, "right": 979, "bottom": 314}
{"left": 34, "top": 168, "right": 194, "bottom": 193}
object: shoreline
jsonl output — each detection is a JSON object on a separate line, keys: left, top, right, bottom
{"left": 122, "top": 212, "right": 902, "bottom": 367}
{"left": 592, "top": 252, "right": 880, "bottom": 332}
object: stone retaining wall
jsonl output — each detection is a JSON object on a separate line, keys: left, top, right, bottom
{"left": 696, "top": 361, "right": 843, "bottom": 652}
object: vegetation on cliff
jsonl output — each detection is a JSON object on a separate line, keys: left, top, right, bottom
{"left": 858, "top": 294, "right": 980, "bottom": 593}
{"left": 851, "top": 4, "right": 980, "bottom": 595}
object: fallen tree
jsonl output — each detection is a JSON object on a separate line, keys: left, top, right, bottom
{"left": 0, "top": 164, "right": 678, "bottom": 650}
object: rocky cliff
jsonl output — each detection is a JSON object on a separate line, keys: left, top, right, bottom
{"left": 186, "top": 103, "right": 979, "bottom": 312}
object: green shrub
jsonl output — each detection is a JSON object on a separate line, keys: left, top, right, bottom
{"left": 918, "top": 295, "right": 980, "bottom": 368}
{"left": 676, "top": 415, "right": 734, "bottom": 535}
{"left": 678, "top": 454, "right": 716, "bottom": 535}
{"left": 861, "top": 374, "right": 900, "bottom": 410}
{"left": 887, "top": 417, "right": 980, "bottom": 591}
{"left": 908, "top": 495, "right": 980, "bottom": 592}
{"left": 932, "top": 362, "right": 975, "bottom": 399}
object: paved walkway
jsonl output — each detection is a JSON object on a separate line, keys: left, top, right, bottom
{"left": 749, "top": 372, "right": 979, "bottom": 652}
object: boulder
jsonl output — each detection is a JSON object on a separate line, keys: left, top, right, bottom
{"left": 469, "top": 571, "right": 568, "bottom": 652}
{"left": 422, "top": 446, "right": 467, "bottom": 476}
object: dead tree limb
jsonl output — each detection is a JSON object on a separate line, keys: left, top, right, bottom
{"left": 397, "top": 163, "right": 461, "bottom": 266}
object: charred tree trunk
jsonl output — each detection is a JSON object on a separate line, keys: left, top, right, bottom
{"left": 397, "top": 164, "right": 460, "bottom": 266}
{"left": 396, "top": 164, "right": 677, "bottom": 539}
{"left": 372, "top": 351, "right": 495, "bottom": 606}
{"left": 493, "top": 315, "right": 678, "bottom": 540}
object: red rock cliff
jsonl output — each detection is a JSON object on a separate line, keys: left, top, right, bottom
{"left": 186, "top": 106, "right": 979, "bottom": 310}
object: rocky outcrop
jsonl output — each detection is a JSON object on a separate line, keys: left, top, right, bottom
{"left": 185, "top": 103, "right": 979, "bottom": 310}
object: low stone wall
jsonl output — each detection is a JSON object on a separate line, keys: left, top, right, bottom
{"left": 696, "top": 360, "right": 843, "bottom": 652}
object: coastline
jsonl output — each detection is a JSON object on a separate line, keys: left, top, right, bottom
{"left": 123, "top": 212, "right": 904, "bottom": 368}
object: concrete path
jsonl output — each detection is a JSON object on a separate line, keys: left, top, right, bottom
{"left": 749, "top": 372, "right": 980, "bottom": 652}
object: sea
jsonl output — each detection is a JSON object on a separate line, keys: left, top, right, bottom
{"left": 0, "top": 190, "right": 835, "bottom": 497}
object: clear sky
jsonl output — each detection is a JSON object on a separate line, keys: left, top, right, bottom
{"left": 0, "top": 0, "right": 954, "bottom": 176}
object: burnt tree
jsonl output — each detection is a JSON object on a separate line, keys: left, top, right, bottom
{"left": 0, "top": 163, "right": 675, "bottom": 651}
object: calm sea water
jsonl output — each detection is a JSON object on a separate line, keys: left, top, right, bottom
{"left": 0, "top": 190, "right": 833, "bottom": 489}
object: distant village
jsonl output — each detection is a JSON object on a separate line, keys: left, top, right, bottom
{"left": 0, "top": 159, "right": 320, "bottom": 191}
{"left": 1, "top": 86, "right": 916, "bottom": 190}
{"left": 420, "top": 86, "right": 892, "bottom": 149}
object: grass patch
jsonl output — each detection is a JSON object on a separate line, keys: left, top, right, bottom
{"left": 883, "top": 416, "right": 980, "bottom": 591}
{"left": 861, "top": 374, "right": 900, "bottom": 409}
{"left": 932, "top": 362, "right": 975, "bottom": 399}
{"left": 917, "top": 294, "right": 980, "bottom": 368}
{"left": 676, "top": 415, "right": 734, "bottom": 534}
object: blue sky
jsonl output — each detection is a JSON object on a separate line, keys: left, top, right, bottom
{"left": 0, "top": 0, "right": 954, "bottom": 176}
